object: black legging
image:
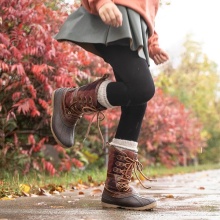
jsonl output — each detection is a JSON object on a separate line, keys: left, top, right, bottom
{"left": 94, "top": 44, "right": 155, "bottom": 142}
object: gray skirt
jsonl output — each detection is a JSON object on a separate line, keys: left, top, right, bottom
{"left": 54, "top": 5, "right": 150, "bottom": 64}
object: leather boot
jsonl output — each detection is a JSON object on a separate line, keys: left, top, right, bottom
{"left": 51, "top": 74, "right": 109, "bottom": 148}
{"left": 101, "top": 145, "right": 156, "bottom": 210}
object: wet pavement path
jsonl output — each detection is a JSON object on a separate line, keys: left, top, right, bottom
{"left": 0, "top": 169, "right": 219, "bottom": 220}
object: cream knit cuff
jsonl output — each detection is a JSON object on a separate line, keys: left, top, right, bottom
{"left": 110, "top": 138, "right": 138, "bottom": 152}
{"left": 97, "top": 80, "right": 114, "bottom": 109}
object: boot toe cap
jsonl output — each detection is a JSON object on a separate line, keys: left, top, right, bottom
{"left": 101, "top": 188, "right": 157, "bottom": 210}
{"left": 51, "top": 88, "right": 76, "bottom": 148}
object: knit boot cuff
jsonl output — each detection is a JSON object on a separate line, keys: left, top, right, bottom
{"left": 110, "top": 138, "right": 138, "bottom": 152}
{"left": 97, "top": 80, "right": 114, "bottom": 109}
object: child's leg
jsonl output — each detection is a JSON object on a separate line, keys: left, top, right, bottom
{"left": 115, "top": 104, "right": 147, "bottom": 142}
{"left": 51, "top": 44, "right": 154, "bottom": 148}
{"left": 94, "top": 44, "right": 155, "bottom": 141}
{"left": 95, "top": 44, "right": 156, "bottom": 210}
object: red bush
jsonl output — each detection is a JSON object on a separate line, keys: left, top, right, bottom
{"left": 0, "top": 0, "right": 112, "bottom": 174}
{"left": 139, "top": 88, "right": 206, "bottom": 167}
{"left": 0, "top": 0, "right": 206, "bottom": 173}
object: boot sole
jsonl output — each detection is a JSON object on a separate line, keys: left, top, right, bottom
{"left": 50, "top": 89, "right": 74, "bottom": 148}
{"left": 101, "top": 201, "right": 157, "bottom": 211}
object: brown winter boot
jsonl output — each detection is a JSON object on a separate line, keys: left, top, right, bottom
{"left": 102, "top": 145, "right": 156, "bottom": 211}
{"left": 51, "top": 74, "right": 109, "bottom": 148}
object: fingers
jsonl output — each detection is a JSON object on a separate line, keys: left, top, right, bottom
{"left": 160, "top": 51, "right": 169, "bottom": 60}
{"left": 153, "top": 54, "right": 166, "bottom": 65}
{"left": 153, "top": 51, "right": 169, "bottom": 65}
{"left": 99, "top": 2, "right": 123, "bottom": 27}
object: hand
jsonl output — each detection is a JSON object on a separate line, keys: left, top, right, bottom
{"left": 98, "top": 2, "right": 123, "bottom": 27}
{"left": 152, "top": 49, "right": 169, "bottom": 65}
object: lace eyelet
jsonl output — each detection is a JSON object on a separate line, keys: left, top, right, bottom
{"left": 121, "top": 156, "right": 126, "bottom": 161}
{"left": 125, "top": 163, "right": 130, "bottom": 168}
{"left": 116, "top": 155, "right": 121, "bottom": 160}
{"left": 88, "top": 96, "right": 93, "bottom": 104}
{"left": 116, "top": 176, "right": 121, "bottom": 181}
{"left": 113, "top": 167, "right": 118, "bottom": 173}
{"left": 82, "top": 96, "right": 87, "bottom": 103}
{"left": 115, "top": 161, "right": 121, "bottom": 167}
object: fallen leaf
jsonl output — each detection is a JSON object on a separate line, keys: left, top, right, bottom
{"left": 21, "top": 191, "right": 30, "bottom": 197}
{"left": 38, "top": 188, "right": 51, "bottom": 196}
{"left": 139, "top": 174, "right": 146, "bottom": 181}
{"left": 90, "top": 188, "right": 102, "bottom": 197}
{"left": 0, "top": 197, "right": 15, "bottom": 201}
{"left": 51, "top": 190, "right": 60, "bottom": 195}
{"left": 56, "top": 186, "right": 65, "bottom": 192}
{"left": 30, "top": 194, "right": 39, "bottom": 197}
{"left": 19, "top": 184, "right": 31, "bottom": 193}
{"left": 165, "top": 194, "right": 174, "bottom": 198}
{"left": 131, "top": 176, "right": 135, "bottom": 182}
{"left": 50, "top": 206, "right": 64, "bottom": 208}
{"left": 7, "top": 195, "right": 14, "bottom": 199}
{"left": 88, "top": 175, "right": 93, "bottom": 183}
{"left": 78, "top": 179, "right": 83, "bottom": 184}
{"left": 77, "top": 183, "right": 89, "bottom": 190}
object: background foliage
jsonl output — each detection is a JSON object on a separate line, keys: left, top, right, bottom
{"left": 156, "top": 35, "right": 220, "bottom": 164}
{"left": 0, "top": 0, "right": 219, "bottom": 176}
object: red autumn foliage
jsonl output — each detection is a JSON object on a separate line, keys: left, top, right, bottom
{"left": 139, "top": 88, "right": 206, "bottom": 167}
{"left": 0, "top": 0, "right": 206, "bottom": 174}
{"left": 0, "top": 0, "right": 112, "bottom": 174}
{"left": 54, "top": 145, "right": 84, "bottom": 172}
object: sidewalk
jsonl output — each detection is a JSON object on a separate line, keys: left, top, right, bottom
{"left": 0, "top": 169, "right": 220, "bottom": 220}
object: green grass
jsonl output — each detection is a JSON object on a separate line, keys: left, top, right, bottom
{"left": 1, "top": 163, "right": 220, "bottom": 198}
{"left": 0, "top": 167, "right": 107, "bottom": 198}
{"left": 144, "top": 163, "right": 220, "bottom": 177}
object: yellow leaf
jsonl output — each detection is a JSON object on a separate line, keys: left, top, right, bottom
{"left": 139, "top": 174, "right": 146, "bottom": 181}
{"left": 19, "top": 184, "right": 31, "bottom": 193}
{"left": 56, "top": 186, "right": 65, "bottom": 192}
{"left": 78, "top": 179, "right": 83, "bottom": 185}
{"left": 83, "top": 150, "right": 98, "bottom": 163}
{"left": 0, "top": 196, "right": 15, "bottom": 201}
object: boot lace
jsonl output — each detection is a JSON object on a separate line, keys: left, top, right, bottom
{"left": 65, "top": 91, "right": 106, "bottom": 147}
{"left": 82, "top": 106, "right": 105, "bottom": 148}
{"left": 115, "top": 154, "right": 156, "bottom": 191}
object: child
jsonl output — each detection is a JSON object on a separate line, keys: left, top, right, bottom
{"left": 51, "top": 0, "right": 169, "bottom": 210}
